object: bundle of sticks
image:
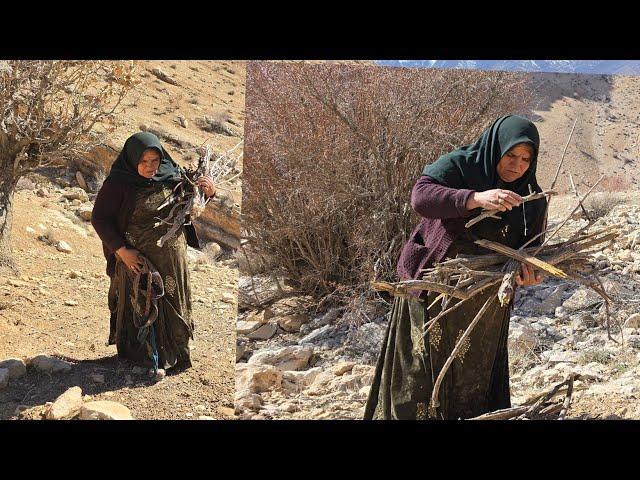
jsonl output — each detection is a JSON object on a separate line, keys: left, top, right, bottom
{"left": 154, "top": 141, "right": 243, "bottom": 247}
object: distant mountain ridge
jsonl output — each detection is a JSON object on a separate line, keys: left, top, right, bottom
{"left": 376, "top": 60, "right": 640, "bottom": 76}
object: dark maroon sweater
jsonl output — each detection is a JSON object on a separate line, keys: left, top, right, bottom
{"left": 397, "top": 176, "right": 547, "bottom": 281}
{"left": 397, "top": 176, "right": 475, "bottom": 281}
{"left": 91, "top": 178, "right": 199, "bottom": 277}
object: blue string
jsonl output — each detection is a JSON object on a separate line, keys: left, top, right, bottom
{"left": 149, "top": 324, "right": 159, "bottom": 375}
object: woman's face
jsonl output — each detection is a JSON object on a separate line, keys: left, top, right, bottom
{"left": 496, "top": 143, "right": 534, "bottom": 183}
{"left": 137, "top": 148, "right": 161, "bottom": 178}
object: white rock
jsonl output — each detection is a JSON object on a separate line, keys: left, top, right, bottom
{"left": 0, "top": 358, "right": 27, "bottom": 379}
{"left": 282, "top": 367, "right": 323, "bottom": 393}
{"left": 248, "top": 345, "right": 314, "bottom": 371}
{"left": 45, "top": 386, "right": 83, "bottom": 420}
{"left": 236, "top": 363, "right": 282, "bottom": 394}
{"left": 221, "top": 292, "right": 235, "bottom": 303}
{"left": 29, "top": 355, "right": 73, "bottom": 373}
{"left": 56, "top": 241, "right": 73, "bottom": 253}
{"left": 79, "top": 401, "right": 133, "bottom": 420}
{"left": 25, "top": 227, "right": 36, "bottom": 234}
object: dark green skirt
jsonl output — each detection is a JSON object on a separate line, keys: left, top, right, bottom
{"left": 364, "top": 287, "right": 511, "bottom": 420}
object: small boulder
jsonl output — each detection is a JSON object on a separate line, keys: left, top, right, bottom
{"left": 277, "top": 314, "right": 310, "bottom": 333}
{"left": 237, "top": 320, "right": 261, "bottom": 335}
{"left": 236, "top": 363, "right": 282, "bottom": 394}
{"left": 246, "top": 322, "right": 278, "bottom": 340}
{"left": 29, "top": 355, "right": 73, "bottom": 374}
{"left": 248, "top": 345, "right": 314, "bottom": 371}
{"left": 62, "top": 188, "right": 89, "bottom": 202}
{"left": 0, "top": 358, "right": 27, "bottom": 379}
{"left": 79, "top": 401, "right": 133, "bottom": 420}
{"left": 76, "top": 205, "right": 93, "bottom": 222}
{"left": 45, "top": 386, "right": 83, "bottom": 420}
{"left": 56, "top": 241, "right": 73, "bottom": 253}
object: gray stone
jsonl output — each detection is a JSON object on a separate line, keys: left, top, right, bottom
{"left": 248, "top": 345, "right": 314, "bottom": 371}
{"left": 29, "top": 355, "right": 73, "bottom": 373}
{"left": 0, "top": 358, "right": 27, "bottom": 379}
{"left": 563, "top": 288, "right": 602, "bottom": 313}
{"left": 247, "top": 322, "right": 278, "bottom": 340}
{"left": 45, "top": 386, "right": 83, "bottom": 420}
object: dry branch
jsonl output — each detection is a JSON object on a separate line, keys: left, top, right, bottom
{"left": 465, "top": 190, "right": 556, "bottom": 229}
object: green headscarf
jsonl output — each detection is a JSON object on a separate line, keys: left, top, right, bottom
{"left": 422, "top": 115, "right": 546, "bottom": 240}
{"left": 107, "top": 132, "right": 183, "bottom": 188}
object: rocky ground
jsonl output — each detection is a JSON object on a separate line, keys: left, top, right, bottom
{"left": 0, "top": 171, "right": 237, "bottom": 420}
{"left": 235, "top": 192, "right": 640, "bottom": 420}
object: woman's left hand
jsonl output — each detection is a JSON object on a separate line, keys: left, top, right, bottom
{"left": 515, "top": 262, "right": 543, "bottom": 287}
{"left": 196, "top": 176, "right": 216, "bottom": 198}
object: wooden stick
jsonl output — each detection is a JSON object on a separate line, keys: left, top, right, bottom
{"left": 550, "top": 118, "right": 578, "bottom": 191}
{"left": 558, "top": 374, "right": 575, "bottom": 420}
{"left": 569, "top": 173, "right": 592, "bottom": 222}
{"left": 470, "top": 406, "right": 529, "bottom": 420}
{"left": 475, "top": 239, "right": 569, "bottom": 279}
{"left": 465, "top": 190, "right": 556, "bottom": 229}
{"left": 533, "top": 174, "right": 604, "bottom": 256}
{"left": 429, "top": 295, "right": 495, "bottom": 414}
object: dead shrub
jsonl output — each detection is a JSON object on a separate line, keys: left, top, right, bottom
{"left": 584, "top": 192, "right": 628, "bottom": 219}
{"left": 243, "top": 62, "right": 536, "bottom": 305}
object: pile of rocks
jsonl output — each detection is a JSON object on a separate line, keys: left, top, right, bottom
{"left": 235, "top": 287, "right": 386, "bottom": 419}
{"left": 1, "top": 354, "right": 134, "bottom": 420}
{"left": 42, "top": 386, "right": 133, "bottom": 420}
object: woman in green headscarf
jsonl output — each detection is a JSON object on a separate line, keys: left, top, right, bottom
{"left": 92, "top": 132, "right": 216, "bottom": 378}
{"left": 365, "top": 115, "right": 548, "bottom": 420}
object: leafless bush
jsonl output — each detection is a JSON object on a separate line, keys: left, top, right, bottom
{"left": 0, "top": 60, "right": 138, "bottom": 269}
{"left": 243, "top": 62, "right": 536, "bottom": 305}
{"left": 584, "top": 191, "right": 628, "bottom": 219}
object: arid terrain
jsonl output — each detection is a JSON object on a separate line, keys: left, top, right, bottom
{"left": 0, "top": 60, "right": 245, "bottom": 420}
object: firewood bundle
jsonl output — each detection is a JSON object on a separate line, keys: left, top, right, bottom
{"left": 154, "top": 141, "right": 242, "bottom": 247}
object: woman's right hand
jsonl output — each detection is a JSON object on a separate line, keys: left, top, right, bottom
{"left": 116, "top": 247, "right": 144, "bottom": 274}
{"left": 467, "top": 189, "right": 523, "bottom": 212}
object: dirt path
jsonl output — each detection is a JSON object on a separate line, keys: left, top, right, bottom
{"left": 0, "top": 186, "right": 236, "bottom": 420}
